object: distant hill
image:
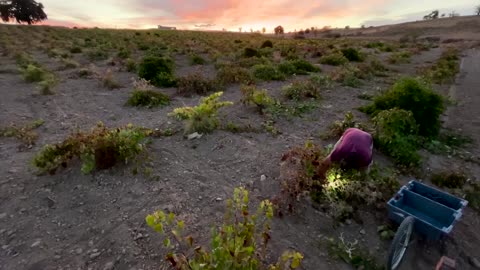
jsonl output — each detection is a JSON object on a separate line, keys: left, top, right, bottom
{"left": 317, "top": 16, "right": 480, "bottom": 41}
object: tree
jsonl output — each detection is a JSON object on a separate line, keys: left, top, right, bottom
{"left": 423, "top": 10, "right": 439, "bottom": 20}
{"left": 239, "top": 27, "right": 242, "bottom": 32}
{"left": 476, "top": 5, "right": 480, "bottom": 15}
{"left": 0, "top": 0, "right": 47, "bottom": 25}
{"left": 262, "top": 27, "right": 266, "bottom": 34}
{"left": 274, "top": 25, "right": 284, "bottom": 35}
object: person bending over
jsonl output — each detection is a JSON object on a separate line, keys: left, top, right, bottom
{"left": 320, "top": 128, "right": 373, "bottom": 175}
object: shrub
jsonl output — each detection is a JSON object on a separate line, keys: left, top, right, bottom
{"left": 278, "top": 61, "right": 297, "bottom": 75}
{"left": 33, "top": 123, "right": 149, "bottom": 174}
{"left": 22, "top": 64, "right": 48, "bottom": 82}
{"left": 373, "top": 108, "right": 421, "bottom": 167}
{"left": 169, "top": 92, "right": 233, "bottom": 134}
{"left": 241, "top": 85, "right": 276, "bottom": 113}
{"left": 0, "top": 119, "right": 44, "bottom": 146}
{"left": 176, "top": 73, "right": 220, "bottom": 96}
{"left": 341, "top": 48, "right": 364, "bottom": 62}
{"left": 216, "top": 65, "right": 252, "bottom": 85}
{"left": 261, "top": 40, "right": 273, "bottom": 48}
{"left": 127, "top": 80, "right": 170, "bottom": 108}
{"left": 102, "top": 69, "right": 121, "bottom": 89}
{"left": 21, "top": 64, "right": 57, "bottom": 93}
{"left": 282, "top": 78, "right": 322, "bottom": 101}
{"left": 127, "top": 90, "right": 170, "bottom": 108}
{"left": 361, "top": 77, "right": 444, "bottom": 137}
{"left": 324, "top": 112, "right": 363, "bottom": 139}
{"left": 387, "top": 51, "right": 411, "bottom": 64}
{"left": 146, "top": 187, "right": 303, "bottom": 270}
{"left": 252, "top": 64, "right": 285, "bottom": 81}
{"left": 243, "top": 47, "right": 259, "bottom": 58}
{"left": 320, "top": 52, "right": 348, "bottom": 66}
{"left": 69, "top": 47, "right": 82, "bottom": 54}
{"left": 15, "top": 52, "right": 37, "bottom": 68}
{"left": 117, "top": 48, "right": 131, "bottom": 59}
{"left": 431, "top": 171, "right": 467, "bottom": 189}
{"left": 125, "top": 58, "right": 137, "bottom": 72}
{"left": 61, "top": 58, "right": 80, "bottom": 69}
{"left": 86, "top": 48, "right": 109, "bottom": 61}
{"left": 278, "top": 59, "right": 319, "bottom": 75}
{"left": 330, "top": 64, "right": 362, "bottom": 87}
{"left": 138, "top": 56, "right": 176, "bottom": 87}
{"left": 190, "top": 54, "right": 206, "bottom": 65}
{"left": 78, "top": 68, "right": 94, "bottom": 78}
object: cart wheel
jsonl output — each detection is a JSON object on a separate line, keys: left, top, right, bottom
{"left": 387, "top": 216, "right": 414, "bottom": 270}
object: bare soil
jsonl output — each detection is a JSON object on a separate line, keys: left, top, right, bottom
{"left": 0, "top": 26, "right": 480, "bottom": 270}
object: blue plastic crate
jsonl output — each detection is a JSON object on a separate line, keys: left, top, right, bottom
{"left": 387, "top": 180, "right": 468, "bottom": 241}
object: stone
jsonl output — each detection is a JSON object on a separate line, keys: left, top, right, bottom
{"left": 359, "top": 229, "right": 366, "bottom": 235}
{"left": 216, "top": 197, "right": 223, "bottom": 202}
{"left": 75, "top": 248, "right": 83, "bottom": 255}
{"left": 187, "top": 132, "right": 202, "bottom": 140}
{"left": 260, "top": 175, "right": 266, "bottom": 181}
{"left": 103, "top": 261, "right": 115, "bottom": 270}
{"left": 31, "top": 240, "right": 41, "bottom": 248}
{"left": 90, "top": 252, "right": 101, "bottom": 259}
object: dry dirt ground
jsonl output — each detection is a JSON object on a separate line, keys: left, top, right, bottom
{"left": 0, "top": 26, "right": 480, "bottom": 270}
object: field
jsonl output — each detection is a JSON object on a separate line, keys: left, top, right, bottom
{"left": 1, "top": 19, "right": 480, "bottom": 270}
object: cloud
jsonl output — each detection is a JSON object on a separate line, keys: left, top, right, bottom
{"left": 37, "top": 0, "right": 480, "bottom": 31}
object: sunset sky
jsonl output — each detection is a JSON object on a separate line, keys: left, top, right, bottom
{"left": 36, "top": 0, "right": 479, "bottom": 31}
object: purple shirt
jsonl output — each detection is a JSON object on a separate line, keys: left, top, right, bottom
{"left": 330, "top": 128, "right": 373, "bottom": 169}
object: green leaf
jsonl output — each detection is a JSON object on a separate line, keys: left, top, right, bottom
{"left": 145, "top": 215, "right": 155, "bottom": 227}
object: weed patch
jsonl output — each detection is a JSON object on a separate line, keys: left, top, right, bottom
{"left": 279, "top": 59, "right": 320, "bottom": 75}
{"left": 252, "top": 64, "right": 285, "bottom": 81}
{"left": 101, "top": 69, "right": 121, "bottom": 89}
{"left": 0, "top": 119, "right": 44, "bottom": 146}
{"left": 176, "top": 73, "right": 220, "bottom": 96}
{"left": 126, "top": 78, "right": 170, "bottom": 107}
{"left": 282, "top": 78, "right": 322, "bottom": 101}
{"left": 216, "top": 64, "right": 253, "bottom": 85}
{"left": 33, "top": 123, "right": 149, "bottom": 175}
{"left": 170, "top": 92, "right": 233, "bottom": 134}
{"left": 146, "top": 187, "right": 303, "bottom": 270}
{"left": 320, "top": 52, "right": 348, "bottom": 66}
{"left": 387, "top": 51, "right": 411, "bottom": 64}
{"left": 326, "top": 235, "right": 384, "bottom": 270}
{"left": 241, "top": 85, "right": 277, "bottom": 114}
{"left": 190, "top": 54, "right": 206, "bottom": 65}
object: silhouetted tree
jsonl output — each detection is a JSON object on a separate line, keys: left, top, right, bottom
{"left": 476, "top": 5, "right": 480, "bottom": 15}
{"left": 262, "top": 27, "right": 266, "bottom": 34}
{"left": 0, "top": 0, "right": 47, "bottom": 24}
{"left": 239, "top": 27, "right": 242, "bottom": 32}
{"left": 274, "top": 25, "right": 284, "bottom": 35}
{"left": 423, "top": 10, "right": 439, "bottom": 20}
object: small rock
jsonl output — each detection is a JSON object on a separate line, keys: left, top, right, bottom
{"left": 54, "top": 255, "right": 61, "bottom": 260}
{"left": 216, "top": 197, "right": 223, "bottom": 202}
{"left": 187, "top": 132, "right": 202, "bottom": 140}
{"left": 0, "top": 213, "right": 6, "bottom": 220}
{"left": 90, "top": 252, "right": 101, "bottom": 259}
{"left": 75, "top": 248, "right": 83, "bottom": 255}
{"left": 345, "top": 219, "right": 352, "bottom": 225}
{"left": 470, "top": 257, "right": 480, "bottom": 269}
{"left": 103, "top": 261, "right": 115, "bottom": 270}
{"left": 31, "top": 240, "right": 41, "bottom": 248}
{"left": 359, "top": 229, "right": 366, "bottom": 235}
{"left": 260, "top": 175, "right": 266, "bottom": 181}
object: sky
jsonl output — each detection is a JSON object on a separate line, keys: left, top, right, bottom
{"left": 31, "top": 0, "right": 480, "bottom": 31}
